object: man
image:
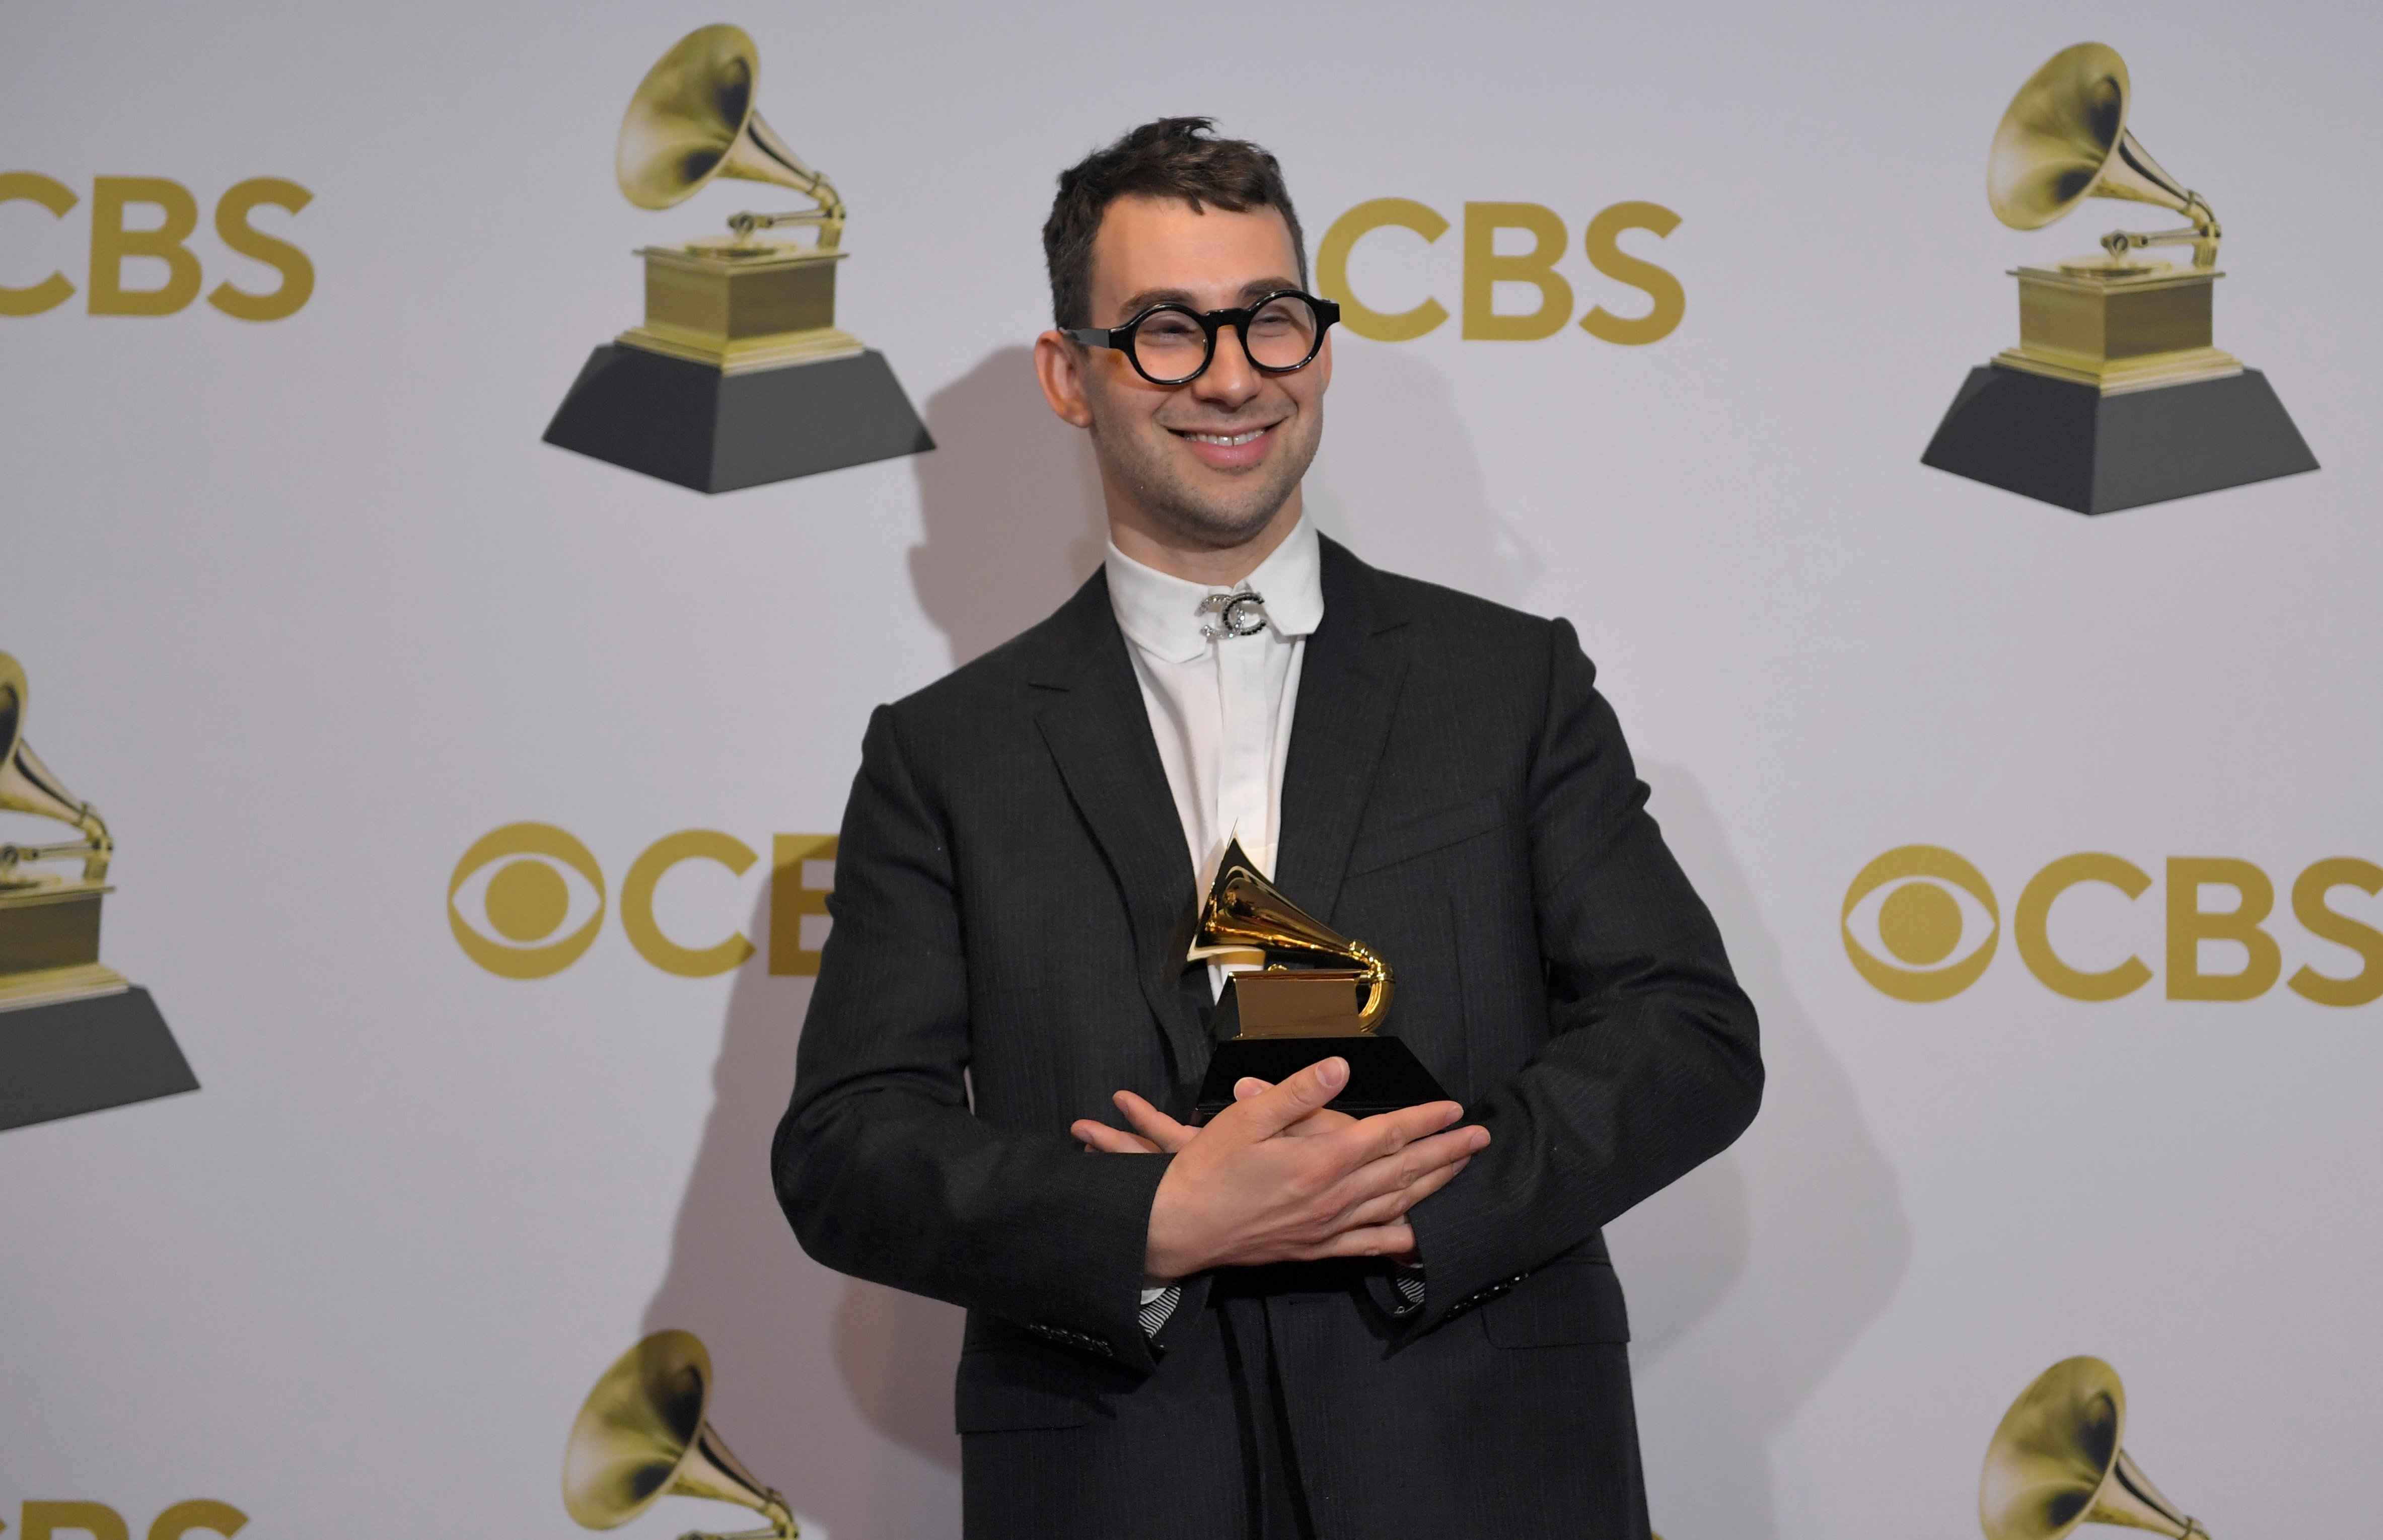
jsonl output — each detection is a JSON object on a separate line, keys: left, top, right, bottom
{"left": 775, "top": 118, "right": 1761, "bottom": 1540}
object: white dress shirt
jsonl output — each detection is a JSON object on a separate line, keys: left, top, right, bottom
{"left": 1105, "top": 512, "right": 1325, "bottom": 906}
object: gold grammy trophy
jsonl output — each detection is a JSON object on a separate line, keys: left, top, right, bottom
{"left": 1190, "top": 838, "right": 1449, "bottom": 1118}
{"left": 0, "top": 651, "right": 195, "bottom": 1132}
{"left": 1921, "top": 42, "right": 2315, "bottom": 514}
{"left": 2, "top": 652, "right": 127, "bottom": 1010}
{"left": 1981, "top": 1357, "right": 2210, "bottom": 1540}
{"left": 543, "top": 23, "right": 931, "bottom": 492}
{"left": 565, "top": 1331, "right": 798, "bottom": 1540}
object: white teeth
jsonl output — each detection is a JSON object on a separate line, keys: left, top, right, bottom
{"left": 1186, "top": 428, "right": 1266, "bottom": 446}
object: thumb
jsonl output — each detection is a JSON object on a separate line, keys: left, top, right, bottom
{"left": 1238, "top": 1056, "right": 1347, "bottom": 1137}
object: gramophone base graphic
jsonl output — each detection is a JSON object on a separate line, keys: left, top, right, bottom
{"left": 0, "top": 984, "right": 196, "bottom": 1133}
{"left": 1922, "top": 362, "right": 2317, "bottom": 516}
{"left": 545, "top": 341, "right": 933, "bottom": 495}
{"left": 1, "top": 886, "right": 196, "bottom": 1133}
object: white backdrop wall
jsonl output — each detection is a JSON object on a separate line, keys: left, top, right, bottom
{"left": 5, "top": 3, "right": 2379, "bottom": 1537}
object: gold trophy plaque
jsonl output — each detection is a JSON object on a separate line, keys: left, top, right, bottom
{"left": 1921, "top": 42, "right": 2315, "bottom": 514}
{"left": 543, "top": 23, "right": 931, "bottom": 493}
{"left": 0, "top": 651, "right": 195, "bottom": 1131}
{"left": 1189, "top": 839, "right": 1450, "bottom": 1119}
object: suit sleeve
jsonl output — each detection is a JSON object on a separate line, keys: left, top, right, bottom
{"left": 772, "top": 703, "right": 1171, "bottom": 1374}
{"left": 1402, "top": 618, "right": 1764, "bottom": 1333}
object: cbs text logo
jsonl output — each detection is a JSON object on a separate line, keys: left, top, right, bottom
{"left": 1, "top": 174, "right": 313, "bottom": 320}
{"left": 1318, "top": 198, "right": 1682, "bottom": 345}
{"left": 1842, "top": 847, "right": 2383, "bottom": 1005}
{"left": 5, "top": 1501, "right": 246, "bottom": 1540}
{"left": 448, "top": 825, "right": 835, "bottom": 981}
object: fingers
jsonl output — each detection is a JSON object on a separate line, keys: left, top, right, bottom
{"left": 1281, "top": 1107, "right": 1360, "bottom": 1139}
{"left": 1113, "top": 1090, "right": 1197, "bottom": 1153}
{"left": 1296, "top": 1221, "right": 1418, "bottom": 1263}
{"left": 1236, "top": 1076, "right": 1357, "bottom": 1139}
{"left": 1326, "top": 1099, "right": 1469, "bottom": 1167}
{"left": 1329, "top": 1124, "right": 1487, "bottom": 1210}
{"left": 1072, "top": 1118, "right": 1163, "bottom": 1154}
{"left": 1232, "top": 1056, "right": 1349, "bottom": 1138}
{"left": 1334, "top": 1154, "right": 1471, "bottom": 1229}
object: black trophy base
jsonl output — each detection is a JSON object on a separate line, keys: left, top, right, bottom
{"left": 1195, "top": 1035, "right": 1450, "bottom": 1122}
{"left": 0, "top": 987, "right": 196, "bottom": 1131}
{"left": 1921, "top": 365, "right": 2317, "bottom": 515}
{"left": 543, "top": 345, "right": 933, "bottom": 493}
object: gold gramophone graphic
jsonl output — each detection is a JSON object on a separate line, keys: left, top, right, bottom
{"left": 613, "top": 23, "right": 859, "bottom": 375}
{"left": 1189, "top": 838, "right": 1449, "bottom": 1118}
{"left": 565, "top": 1330, "right": 798, "bottom": 1540}
{"left": 1982, "top": 1357, "right": 2210, "bottom": 1540}
{"left": 2, "top": 652, "right": 126, "bottom": 1010}
{"left": 543, "top": 23, "right": 931, "bottom": 493}
{"left": 0, "top": 651, "right": 195, "bottom": 1133}
{"left": 1921, "top": 42, "right": 2315, "bottom": 514}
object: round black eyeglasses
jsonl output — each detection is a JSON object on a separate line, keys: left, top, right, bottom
{"left": 1066, "top": 290, "right": 1340, "bottom": 385}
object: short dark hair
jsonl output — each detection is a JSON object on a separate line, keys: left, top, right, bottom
{"left": 1042, "top": 117, "right": 1307, "bottom": 330}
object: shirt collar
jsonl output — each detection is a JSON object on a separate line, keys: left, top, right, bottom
{"left": 1105, "top": 514, "right": 1325, "bottom": 665}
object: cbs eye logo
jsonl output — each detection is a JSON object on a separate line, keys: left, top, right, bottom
{"left": 1841, "top": 845, "right": 2001, "bottom": 1003}
{"left": 447, "top": 824, "right": 608, "bottom": 980}
{"left": 448, "top": 824, "right": 836, "bottom": 980}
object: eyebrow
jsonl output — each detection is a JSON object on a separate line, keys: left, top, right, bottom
{"left": 1113, "top": 277, "right": 1305, "bottom": 320}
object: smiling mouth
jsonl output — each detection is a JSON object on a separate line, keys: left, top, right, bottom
{"left": 1174, "top": 426, "right": 1272, "bottom": 446}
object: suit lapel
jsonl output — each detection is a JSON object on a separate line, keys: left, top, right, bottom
{"left": 1026, "top": 572, "right": 1208, "bottom": 1077}
{"left": 1276, "top": 538, "right": 1412, "bottom": 927}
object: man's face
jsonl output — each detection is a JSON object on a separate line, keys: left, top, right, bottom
{"left": 1040, "top": 194, "right": 1330, "bottom": 551}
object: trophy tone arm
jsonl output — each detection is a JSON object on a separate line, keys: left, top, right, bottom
{"left": 2099, "top": 189, "right": 2220, "bottom": 268}
{"left": 725, "top": 207, "right": 847, "bottom": 251}
{"left": 0, "top": 804, "right": 112, "bottom": 886}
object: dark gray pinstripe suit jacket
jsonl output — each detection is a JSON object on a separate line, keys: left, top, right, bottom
{"left": 774, "top": 536, "right": 1762, "bottom": 1539}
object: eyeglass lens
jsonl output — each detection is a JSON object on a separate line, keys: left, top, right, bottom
{"left": 1132, "top": 295, "right": 1325, "bottom": 382}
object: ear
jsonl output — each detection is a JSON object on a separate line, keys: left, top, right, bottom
{"left": 1033, "top": 330, "right": 1096, "bottom": 428}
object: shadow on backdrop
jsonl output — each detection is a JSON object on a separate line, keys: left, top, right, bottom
{"left": 909, "top": 344, "right": 1107, "bottom": 668}
{"left": 644, "top": 888, "right": 963, "bottom": 1540}
{"left": 1607, "top": 765, "right": 1911, "bottom": 1540}
{"left": 1302, "top": 343, "right": 1543, "bottom": 607}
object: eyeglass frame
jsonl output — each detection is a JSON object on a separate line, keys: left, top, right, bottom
{"left": 1064, "top": 290, "right": 1341, "bottom": 386}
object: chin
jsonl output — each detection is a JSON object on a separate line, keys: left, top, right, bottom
{"left": 1157, "top": 493, "right": 1293, "bottom": 549}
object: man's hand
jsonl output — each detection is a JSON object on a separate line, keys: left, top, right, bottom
{"left": 1081, "top": 1057, "right": 1485, "bottom": 1280}
{"left": 1071, "top": 1076, "right": 1350, "bottom": 1154}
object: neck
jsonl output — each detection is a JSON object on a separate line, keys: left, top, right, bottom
{"left": 1107, "top": 489, "right": 1304, "bottom": 588}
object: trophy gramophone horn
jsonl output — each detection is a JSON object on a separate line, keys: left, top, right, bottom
{"left": 0, "top": 652, "right": 111, "bottom": 888}
{"left": 1190, "top": 838, "right": 1393, "bottom": 1033}
{"left": 564, "top": 1330, "right": 798, "bottom": 1540}
{"left": 1988, "top": 42, "right": 2219, "bottom": 268}
{"left": 1981, "top": 1357, "right": 2209, "bottom": 1540}
{"left": 617, "top": 23, "right": 845, "bottom": 247}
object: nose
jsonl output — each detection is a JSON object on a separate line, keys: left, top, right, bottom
{"left": 1191, "top": 320, "right": 1262, "bottom": 407}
